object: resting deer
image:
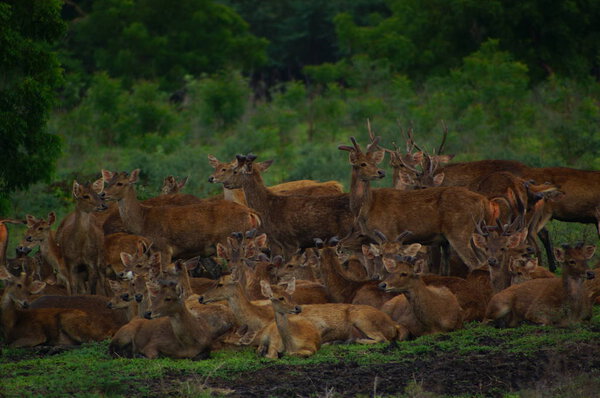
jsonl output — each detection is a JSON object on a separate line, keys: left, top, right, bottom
{"left": 378, "top": 256, "right": 463, "bottom": 336}
{"left": 100, "top": 169, "right": 261, "bottom": 261}
{"left": 257, "top": 279, "right": 321, "bottom": 358}
{"left": 208, "top": 154, "right": 343, "bottom": 206}
{"left": 200, "top": 268, "right": 402, "bottom": 345}
{"left": 485, "top": 243, "right": 596, "bottom": 327}
{"left": 18, "top": 213, "right": 72, "bottom": 295}
{"left": 161, "top": 176, "right": 189, "bottom": 195}
{"left": 0, "top": 267, "right": 111, "bottom": 347}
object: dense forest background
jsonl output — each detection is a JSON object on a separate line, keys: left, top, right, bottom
{"left": 1, "top": 0, "right": 599, "bottom": 241}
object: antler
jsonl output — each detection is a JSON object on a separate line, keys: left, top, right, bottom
{"left": 437, "top": 121, "right": 448, "bottom": 155}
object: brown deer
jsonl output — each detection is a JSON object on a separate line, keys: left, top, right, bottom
{"left": 339, "top": 135, "right": 499, "bottom": 271}
{"left": 161, "top": 176, "right": 189, "bottom": 195}
{"left": 378, "top": 256, "right": 464, "bottom": 335}
{"left": 0, "top": 267, "right": 112, "bottom": 347}
{"left": 103, "top": 232, "right": 153, "bottom": 280}
{"left": 199, "top": 268, "right": 402, "bottom": 345}
{"left": 257, "top": 279, "right": 321, "bottom": 358}
{"left": 208, "top": 156, "right": 354, "bottom": 256}
{"left": 208, "top": 154, "right": 344, "bottom": 206}
{"left": 485, "top": 243, "right": 596, "bottom": 327}
{"left": 56, "top": 180, "right": 108, "bottom": 294}
{"left": 110, "top": 281, "right": 215, "bottom": 359}
{"left": 18, "top": 213, "right": 72, "bottom": 295}
{"left": 100, "top": 169, "right": 261, "bottom": 261}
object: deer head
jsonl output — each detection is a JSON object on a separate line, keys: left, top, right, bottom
{"left": 338, "top": 124, "right": 386, "bottom": 182}
{"left": 377, "top": 255, "right": 426, "bottom": 293}
{"left": 72, "top": 180, "right": 108, "bottom": 212}
{"left": 0, "top": 267, "right": 46, "bottom": 309}
{"left": 161, "top": 176, "right": 188, "bottom": 195}
{"left": 260, "top": 279, "right": 301, "bottom": 315}
{"left": 555, "top": 243, "right": 596, "bottom": 280}
{"left": 17, "top": 213, "right": 56, "bottom": 252}
{"left": 101, "top": 169, "right": 141, "bottom": 201}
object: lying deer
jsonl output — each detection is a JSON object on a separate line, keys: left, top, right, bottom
{"left": 257, "top": 279, "right": 321, "bottom": 359}
{"left": 0, "top": 267, "right": 111, "bottom": 347}
{"left": 485, "top": 243, "right": 596, "bottom": 327}
{"left": 378, "top": 256, "right": 464, "bottom": 336}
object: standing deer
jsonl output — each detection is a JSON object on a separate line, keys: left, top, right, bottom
{"left": 56, "top": 180, "right": 108, "bottom": 294}
{"left": 100, "top": 169, "right": 261, "bottom": 261}
{"left": 18, "top": 213, "right": 72, "bottom": 295}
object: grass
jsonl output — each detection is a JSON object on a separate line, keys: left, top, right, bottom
{"left": 1, "top": 308, "right": 599, "bottom": 397}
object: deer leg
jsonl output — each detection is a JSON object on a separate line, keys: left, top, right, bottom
{"left": 445, "top": 237, "right": 483, "bottom": 272}
{"left": 429, "top": 244, "right": 441, "bottom": 275}
{"left": 537, "top": 227, "right": 557, "bottom": 272}
{"left": 9, "top": 334, "right": 48, "bottom": 348}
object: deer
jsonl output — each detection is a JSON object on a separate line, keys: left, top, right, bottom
{"left": 208, "top": 155, "right": 354, "bottom": 256}
{"left": 110, "top": 280, "right": 220, "bottom": 359}
{"left": 161, "top": 176, "right": 189, "bottom": 195}
{"left": 100, "top": 169, "right": 261, "bottom": 262}
{"left": 339, "top": 134, "right": 499, "bottom": 271}
{"left": 55, "top": 180, "right": 108, "bottom": 294}
{"left": 0, "top": 267, "right": 112, "bottom": 347}
{"left": 484, "top": 243, "right": 596, "bottom": 327}
{"left": 17, "top": 213, "right": 72, "bottom": 295}
{"left": 103, "top": 232, "right": 153, "bottom": 280}
{"left": 378, "top": 255, "right": 464, "bottom": 336}
{"left": 207, "top": 154, "right": 344, "bottom": 206}
{"left": 199, "top": 267, "right": 403, "bottom": 345}
{"left": 257, "top": 279, "right": 321, "bottom": 358}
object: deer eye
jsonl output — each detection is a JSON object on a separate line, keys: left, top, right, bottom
{"left": 17, "top": 284, "right": 22, "bottom": 288}
{"left": 221, "top": 168, "right": 226, "bottom": 172}
{"left": 83, "top": 195, "right": 90, "bottom": 199}
{"left": 116, "top": 182, "right": 123, "bottom": 186}
{"left": 38, "top": 227, "right": 43, "bottom": 231}
{"left": 568, "top": 260, "right": 576, "bottom": 265}
{"left": 164, "top": 298, "right": 172, "bottom": 302}
{"left": 360, "top": 163, "right": 367, "bottom": 167}
{"left": 400, "top": 273, "right": 408, "bottom": 277}
{"left": 217, "top": 283, "right": 223, "bottom": 287}
{"left": 278, "top": 297, "right": 285, "bottom": 301}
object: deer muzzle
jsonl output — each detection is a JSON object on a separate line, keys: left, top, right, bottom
{"left": 587, "top": 271, "right": 596, "bottom": 280}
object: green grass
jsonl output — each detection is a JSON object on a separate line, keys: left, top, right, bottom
{"left": 2, "top": 308, "right": 599, "bottom": 397}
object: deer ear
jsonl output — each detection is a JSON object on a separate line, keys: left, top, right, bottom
{"left": 178, "top": 177, "right": 188, "bottom": 190}
{"left": 554, "top": 248, "right": 565, "bottom": 262}
{"left": 92, "top": 178, "right": 104, "bottom": 194}
{"left": 146, "top": 282, "right": 161, "bottom": 296}
{"left": 382, "top": 257, "right": 398, "bottom": 274}
{"left": 207, "top": 154, "right": 219, "bottom": 168}
{"left": 120, "top": 252, "right": 134, "bottom": 268}
{"left": 403, "top": 243, "right": 422, "bottom": 257}
{"left": 101, "top": 169, "right": 114, "bottom": 182}
{"left": 361, "top": 245, "right": 374, "bottom": 260}
{"left": 72, "top": 180, "right": 82, "bottom": 198}
{"left": 506, "top": 233, "right": 523, "bottom": 249}
{"left": 412, "top": 151, "right": 424, "bottom": 164}
{"left": 348, "top": 151, "right": 359, "bottom": 165}
{"left": 369, "top": 150, "right": 386, "bottom": 165}
{"left": 150, "top": 252, "right": 162, "bottom": 268}
{"left": 29, "top": 280, "right": 46, "bottom": 295}
{"left": 25, "top": 215, "right": 37, "bottom": 227}
{"left": 436, "top": 154, "right": 454, "bottom": 164}
{"left": 524, "top": 258, "right": 538, "bottom": 271}
{"left": 260, "top": 280, "right": 272, "bottom": 298}
{"left": 582, "top": 245, "right": 596, "bottom": 260}
{"left": 44, "top": 273, "right": 57, "bottom": 285}
{"left": 399, "top": 171, "right": 414, "bottom": 187}
{"left": 413, "top": 259, "right": 426, "bottom": 274}
{"left": 129, "top": 169, "right": 140, "bottom": 183}
{"left": 256, "top": 160, "right": 273, "bottom": 172}
{"left": 47, "top": 212, "right": 56, "bottom": 226}
{"left": 255, "top": 233, "right": 268, "bottom": 248}
{"left": 285, "top": 277, "right": 296, "bottom": 295}
{"left": 433, "top": 173, "right": 445, "bottom": 186}
{"left": 472, "top": 234, "right": 487, "bottom": 249}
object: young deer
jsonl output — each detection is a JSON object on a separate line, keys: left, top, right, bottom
{"left": 56, "top": 180, "right": 108, "bottom": 294}
{"left": 101, "top": 169, "right": 261, "bottom": 260}
{"left": 0, "top": 267, "right": 111, "bottom": 347}
{"left": 378, "top": 256, "right": 463, "bottom": 336}
{"left": 18, "top": 213, "right": 72, "bottom": 295}
{"left": 485, "top": 243, "right": 596, "bottom": 327}
{"left": 257, "top": 279, "right": 321, "bottom": 359}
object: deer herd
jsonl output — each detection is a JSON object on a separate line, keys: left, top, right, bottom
{"left": 1, "top": 126, "right": 599, "bottom": 360}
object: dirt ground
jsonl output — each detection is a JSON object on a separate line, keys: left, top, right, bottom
{"left": 203, "top": 340, "right": 600, "bottom": 397}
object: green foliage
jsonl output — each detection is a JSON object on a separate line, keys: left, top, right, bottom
{"left": 0, "top": 0, "right": 64, "bottom": 213}
{"left": 333, "top": 0, "right": 600, "bottom": 82}
{"left": 65, "top": 0, "right": 268, "bottom": 90}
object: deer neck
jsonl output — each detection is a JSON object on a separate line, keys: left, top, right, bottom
{"left": 403, "top": 279, "right": 436, "bottom": 324}
{"left": 319, "top": 247, "right": 361, "bottom": 302}
{"left": 74, "top": 203, "right": 94, "bottom": 230}
{"left": 349, "top": 168, "right": 373, "bottom": 218}
{"left": 40, "top": 231, "right": 64, "bottom": 273}
{"left": 227, "top": 285, "right": 273, "bottom": 331}
{"left": 240, "top": 173, "right": 271, "bottom": 214}
{"left": 562, "top": 269, "right": 586, "bottom": 302}
{"left": 224, "top": 188, "right": 245, "bottom": 205}
{"left": 117, "top": 186, "right": 145, "bottom": 235}
{"left": 274, "top": 311, "right": 294, "bottom": 352}
{"left": 169, "top": 301, "right": 210, "bottom": 345}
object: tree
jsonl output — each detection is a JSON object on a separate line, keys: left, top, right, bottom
{"left": 65, "top": 0, "right": 268, "bottom": 90}
{"left": 0, "top": 0, "right": 65, "bottom": 213}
